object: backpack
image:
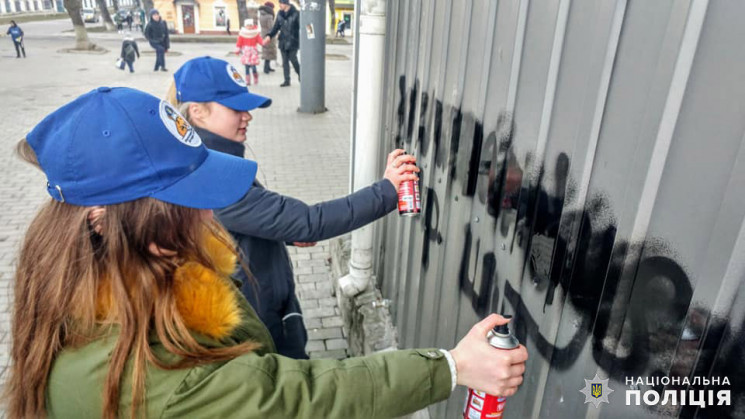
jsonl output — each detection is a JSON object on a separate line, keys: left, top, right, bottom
{"left": 124, "top": 42, "right": 136, "bottom": 61}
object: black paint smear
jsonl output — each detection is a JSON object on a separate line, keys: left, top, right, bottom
{"left": 458, "top": 225, "right": 494, "bottom": 316}
{"left": 464, "top": 121, "right": 483, "bottom": 197}
{"left": 395, "top": 75, "right": 407, "bottom": 149}
{"left": 406, "top": 79, "right": 418, "bottom": 146}
{"left": 421, "top": 187, "right": 442, "bottom": 270}
{"left": 418, "top": 91, "right": 429, "bottom": 154}
{"left": 433, "top": 100, "right": 444, "bottom": 169}
{"left": 448, "top": 107, "right": 463, "bottom": 185}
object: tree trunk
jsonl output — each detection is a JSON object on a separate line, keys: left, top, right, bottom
{"left": 237, "top": 0, "right": 247, "bottom": 30}
{"left": 142, "top": 0, "right": 153, "bottom": 14}
{"left": 63, "top": 0, "right": 94, "bottom": 49}
{"left": 96, "top": 0, "right": 116, "bottom": 30}
{"left": 328, "top": 0, "right": 335, "bottom": 31}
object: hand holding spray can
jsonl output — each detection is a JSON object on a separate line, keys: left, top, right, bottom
{"left": 397, "top": 152, "right": 421, "bottom": 216}
{"left": 463, "top": 317, "right": 520, "bottom": 419}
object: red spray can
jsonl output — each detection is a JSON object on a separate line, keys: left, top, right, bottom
{"left": 463, "top": 320, "right": 519, "bottom": 419}
{"left": 397, "top": 160, "right": 421, "bottom": 216}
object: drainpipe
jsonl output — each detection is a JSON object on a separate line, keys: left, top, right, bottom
{"left": 338, "top": 0, "right": 387, "bottom": 298}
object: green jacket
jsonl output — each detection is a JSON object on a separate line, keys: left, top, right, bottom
{"left": 46, "top": 270, "right": 452, "bottom": 418}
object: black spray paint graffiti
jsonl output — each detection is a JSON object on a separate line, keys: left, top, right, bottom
{"left": 394, "top": 76, "right": 743, "bottom": 416}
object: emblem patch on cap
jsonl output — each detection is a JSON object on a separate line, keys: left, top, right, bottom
{"left": 227, "top": 64, "right": 247, "bottom": 87}
{"left": 159, "top": 101, "right": 202, "bottom": 147}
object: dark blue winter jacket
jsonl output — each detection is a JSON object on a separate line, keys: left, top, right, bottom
{"left": 7, "top": 26, "right": 23, "bottom": 42}
{"left": 198, "top": 128, "right": 398, "bottom": 359}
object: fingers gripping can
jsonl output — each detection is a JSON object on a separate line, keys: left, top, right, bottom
{"left": 398, "top": 162, "right": 421, "bottom": 216}
{"left": 463, "top": 321, "right": 519, "bottom": 419}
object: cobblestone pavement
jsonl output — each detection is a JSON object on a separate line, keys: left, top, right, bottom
{"left": 0, "top": 19, "right": 354, "bottom": 383}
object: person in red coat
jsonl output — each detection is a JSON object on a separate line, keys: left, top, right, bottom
{"left": 235, "top": 19, "right": 264, "bottom": 85}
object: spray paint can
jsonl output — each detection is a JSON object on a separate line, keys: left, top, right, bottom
{"left": 463, "top": 320, "right": 520, "bottom": 419}
{"left": 397, "top": 159, "right": 421, "bottom": 216}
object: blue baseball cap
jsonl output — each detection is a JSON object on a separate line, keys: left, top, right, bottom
{"left": 26, "top": 87, "right": 258, "bottom": 209}
{"left": 174, "top": 56, "right": 272, "bottom": 111}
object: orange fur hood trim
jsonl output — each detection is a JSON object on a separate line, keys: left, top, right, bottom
{"left": 96, "top": 231, "right": 243, "bottom": 340}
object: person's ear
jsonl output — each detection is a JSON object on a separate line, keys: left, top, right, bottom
{"left": 189, "top": 103, "right": 207, "bottom": 124}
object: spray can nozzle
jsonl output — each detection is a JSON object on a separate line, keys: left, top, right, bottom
{"left": 492, "top": 315, "right": 513, "bottom": 335}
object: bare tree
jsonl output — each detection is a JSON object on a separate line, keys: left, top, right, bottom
{"left": 328, "top": 0, "right": 335, "bottom": 31}
{"left": 237, "top": 0, "right": 248, "bottom": 31}
{"left": 142, "top": 0, "right": 153, "bottom": 14}
{"left": 96, "top": 0, "right": 116, "bottom": 30}
{"left": 63, "top": 0, "right": 95, "bottom": 49}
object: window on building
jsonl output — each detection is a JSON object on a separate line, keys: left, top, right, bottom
{"left": 214, "top": 6, "right": 226, "bottom": 27}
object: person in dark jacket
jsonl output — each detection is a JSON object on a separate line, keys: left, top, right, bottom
{"left": 6, "top": 21, "right": 25, "bottom": 58}
{"left": 169, "top": 56, "right": 420, "bottom": 358}
{"left": 264, "top": 0, "right": 300, "bottom": 87}
{"left": 119, "top": 33, "right": 140, "bottom": 73}
{"left": 144, "top": 9, "right": 169, "bottom": 72}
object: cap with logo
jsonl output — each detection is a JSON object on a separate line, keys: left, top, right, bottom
{"left": 26, "top": 86, "right": 258, "bottom": 209}
{"left": 174, "top": 56, "right": 272, "bottom": 111}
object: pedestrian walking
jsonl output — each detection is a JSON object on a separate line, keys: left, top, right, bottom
{"left": 144, "top": 9, "right": 170, "bottom": 72}
{"left": 258, "top": 1, "right": 277, "bottom": 74}
{"left": 114, "top": 12, "right": 124, "bottom": 32}
{"left": 6, "top": 20, "right": 25, "bottom": 58}
{"left": 119, "top": 32, "right": 140, "bottom": 73}
{"left": 336, "top": 19, "right": 345, "bottom": 37}
{"left": 126, "top": 12, "right": 133, "bottom": 31}
{"left": 168, "top": 56, "right": 423, "bottom": 359}
{"left": 8, "top": 85, "right": 527, "bottom": 419}
{"left": 235, "top": 19, "right": 263, "bottom": 85}
{"left": 226, "top": 16, "right": 231, "bottom": 35}
{"left": 264, "top": 0, "right": 300, "bottom": 87}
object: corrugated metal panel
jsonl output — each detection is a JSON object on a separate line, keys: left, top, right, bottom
{"left": 375, "top": 0, "right": 745, "bottom": 417}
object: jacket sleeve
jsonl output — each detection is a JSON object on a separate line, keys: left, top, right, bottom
{"left": 267, "top": 14, "right": 282, "bottom": 38}
{"left": 164, "top": 25, "right": 170, "bottom": 49}
{"left": 144, "top": 23, "right": 151, "bottom": 41}
{"left": 215, "top": 179, "right": 398, "bottom": 243}
{"left": 134, "top": 41, "right": 140, "bottom": 58}
{"left": 120, "top": 43, "right": 126, "bottom": 59}
{"left": 161, "top": 348, "right": 452, "bottom": 419}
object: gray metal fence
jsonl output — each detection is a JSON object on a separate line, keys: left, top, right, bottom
{"left": 374, "top": 0, "right": 745, "bottom": 417}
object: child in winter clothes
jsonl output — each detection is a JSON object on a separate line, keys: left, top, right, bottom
{"left": 235, "top": 19, "right": 263, "bottom": 85}
{"left": 120, "top": 33, "right": 140, "bottom": 73}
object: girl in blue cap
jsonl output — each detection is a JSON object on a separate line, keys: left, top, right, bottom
{"left": 6, "top": 87, "right": 527, "bottom": 419}
{"left": 169, "top": 56, "right": 420, "bottom": 360}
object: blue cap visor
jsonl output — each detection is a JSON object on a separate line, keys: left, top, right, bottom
{"left": 217, "top": 91, "right": 272, "bottom": 111}
{"left": 152, "top": 149, "right": 258, "bottom": 209}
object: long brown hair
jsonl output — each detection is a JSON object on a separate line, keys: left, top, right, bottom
{"left": 6, "top": 139, "right": 257, "bottom": 419}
